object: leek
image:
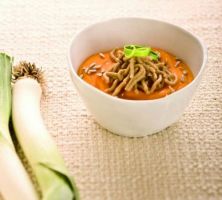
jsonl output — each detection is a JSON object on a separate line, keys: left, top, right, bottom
{"left": 124, "top": 45, "right": 159, "bottom": 60}
{"left": 12, "top": 62, "right": 79, "bottom": 200}
{"left": 0, "top": 53, "right": 38, "bottom": 200}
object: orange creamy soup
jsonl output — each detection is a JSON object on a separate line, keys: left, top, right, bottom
{"left": 78, "top": 47, "right": 193, "bottom": 100}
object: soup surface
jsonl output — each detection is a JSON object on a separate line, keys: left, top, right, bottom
{"left": 78, "top": 47, "right": 193, "bottom": 100}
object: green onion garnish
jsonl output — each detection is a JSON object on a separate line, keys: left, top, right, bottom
{"left": 124, "top": 45, "right": 159, "bottom": 61}
{"left": 149, "top": 51, "right": 159, "bottom": 61}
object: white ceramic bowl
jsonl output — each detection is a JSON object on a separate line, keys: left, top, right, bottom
{"left": 68, "top": 18, "right": 207, "bottom": 137}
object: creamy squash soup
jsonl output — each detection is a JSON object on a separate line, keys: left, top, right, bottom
{"left": 78, "top": 45, "right": 193, "bottom": 100}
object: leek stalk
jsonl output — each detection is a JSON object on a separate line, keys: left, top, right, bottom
{"left": 12, "top": 62, "right": 79, "bottom": 200}
{"left": 0, "top": 53, "right": 38, "bottom": 200}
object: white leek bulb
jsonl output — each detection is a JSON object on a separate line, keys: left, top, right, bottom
{"left": 12, "top": 62, "right": 79, "bottom": 200}
{"left": 0, "top": 54, "right": 38, "bottom": 200}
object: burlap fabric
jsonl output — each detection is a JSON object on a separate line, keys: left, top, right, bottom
{"left": 0, "top": 0, "right": 221, "bottom": 199}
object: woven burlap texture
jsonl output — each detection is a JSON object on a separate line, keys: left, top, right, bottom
{"left": 0, "top": 0, "right": 222, "bottom": 200}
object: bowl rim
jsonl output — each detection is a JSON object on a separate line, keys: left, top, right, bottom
{"left": 68, "top": 17, "right": 208, "bottom": 104}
